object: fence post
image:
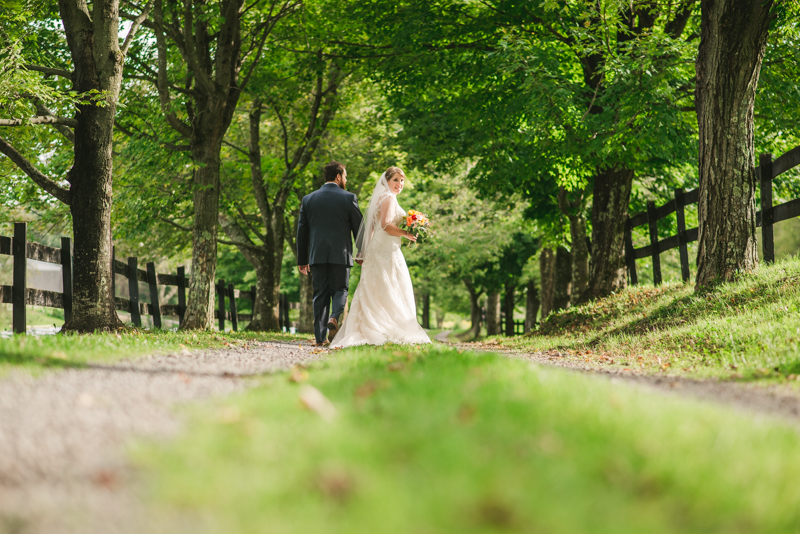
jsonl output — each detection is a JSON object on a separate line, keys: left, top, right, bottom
{"left": 60, "top": 237, "right": 73, "bottom": 324}
{"left": 177, "top": 266, "right": 186, "bottom": 326}
{"left": 250, "top": 285, "right": 257, "bottom": 327}
{"left": 674, "top": 188, "right": 691, "bottom": 282}
{"left": 146, "top": 262, "right": 162, "bottom": 329}
{"left": 217, "top": 279, "right": 226, "bottom": 332}
{"left": 128, "top": 257, "right": 142, "bottom": 327}
{"left": 12, "top": 222, "right": 27, "bottom": 334}
{"left": 760, "top": 153, "right": 775, "bottom": 264}
{"left": 646, "top": 201, "right": 662, "bottom": 286}
{"left": 624, "top": 221, "right": 638, "bottom": 286}
{"left": 278, "top": 294, "right": 285, "bottom": 331}
{"left": 228, "top": 283, "right": 238, "bottom": 332}
{"left": 111, "top": 246, "right": 116, "bottom": 301}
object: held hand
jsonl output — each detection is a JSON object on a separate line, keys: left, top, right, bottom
{"left": 406, "top": 232, "right": 417, "bottom": 242}
{"left": 298, "top": 265, "right": 310, "bottom": 275}
{"left": 355, "top": 259, "right": 364, "bottom": 266}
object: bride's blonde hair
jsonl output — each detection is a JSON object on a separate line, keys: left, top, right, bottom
{"left": 384, "top": 166, "right": 405, "bottom": 182}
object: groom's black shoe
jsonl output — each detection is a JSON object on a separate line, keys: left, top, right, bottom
{"left": 326, "top": 316, "right": 339, "bottom": 342}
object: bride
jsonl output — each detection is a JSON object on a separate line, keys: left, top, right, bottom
{"left": 330, "top": 167, "right": 431, "bottom": 348}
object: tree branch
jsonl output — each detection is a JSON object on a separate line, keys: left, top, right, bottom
{"left": 27, "top": 97, "right": 75, "bottom": 142}
{"left": 249, "top": 99, "right": 273, "bottom": 232}
{"left": 223, "top": 139, "right": 249, "bottom": 156}
{"left": 121, "top": 0, "right": 155, "bottom": 55}
{"left": 0, "top": 116, "right": 78, "bottom": 127}
{"left": 151, "top": 0, "right": 193, "bottom": 139}
{"left": 115, "top": 120, "right": 190, "bottom": 151}
{"left": 270, "top": 101, "right": 290, "bottom": 168}
{"left": 23, "top": 64, "right": 73, "bottom": 81}
{"left": 218, "top": 213, "right": 264, "bottom": 261}
{"left": 0, "top": 136, "right": 71, "bottom": 204}
{"left": 236, "top": 202, "right": 266, "bottom": 242}
{"left": 159, "top": 216, "right": 192, "bottom": 232}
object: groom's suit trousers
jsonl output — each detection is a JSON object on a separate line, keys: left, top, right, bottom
{"left": 310, "top": 264, "right": 350, "bottom": 344}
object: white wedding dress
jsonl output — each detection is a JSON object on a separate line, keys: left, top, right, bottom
{"left": 331, "top": 191, "right": 431, "bottom": 348}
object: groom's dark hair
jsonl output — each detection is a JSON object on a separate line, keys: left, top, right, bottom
{"left": 324, "top": 161, "right": 346, "bottom": 182}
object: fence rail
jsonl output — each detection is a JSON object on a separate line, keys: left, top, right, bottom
{"left": 625, "top": 145, "right": 800, "bottom": 286}
{"left": 0, "top": 223, "right": 268, "bottom": 334}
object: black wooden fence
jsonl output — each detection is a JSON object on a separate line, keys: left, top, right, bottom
{"left": 625, "top": 146, "right": 800, "bottom": 285}
{"left": 0, "top": 222, "right": 270, "bottom": 334}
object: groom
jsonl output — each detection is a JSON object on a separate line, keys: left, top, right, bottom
{"left": 297, "top": 161, "right": 364, "bottom": 346}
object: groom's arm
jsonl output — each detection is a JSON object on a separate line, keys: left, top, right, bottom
{"left": 349, "top": 194, "right": 364, "bottom": 265}
{"left": 297, "top": 199, "right": 310, "bottom": 273}
{"left": 349, "top": 193, "right": 363, "bottom": 238}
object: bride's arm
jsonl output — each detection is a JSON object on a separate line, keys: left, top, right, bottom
{"left": 380, "top": 197, "right": 417, "bottom": 241}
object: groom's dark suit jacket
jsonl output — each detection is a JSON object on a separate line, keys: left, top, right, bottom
{"left": 297, "top": 182, "right": 363, "bottom": 267}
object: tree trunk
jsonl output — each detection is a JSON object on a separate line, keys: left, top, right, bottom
{"left": 66, "top": 117, "right": 121, "bottom": 332}
{"left": 695, "top": 0, "right": 773, "bottom": 288}
{"left": 486, "top": 291, "right": 500, "bottom": 336}
{"left": 249, "top": 260, "right": 281, "bottom": 332}
{"left": 421, "top": 293, "right": 430, "bottom": 329}
{"left": 150, "top": 0, "right": 243, "bottom": 330}
{"left": 464, "top": 279, "right": 482, "bottom": 339}
{"left": 568, "top": 214, "right": 589, "bottom": 302}
{"left": 504, "top": 283, "right": 516, "bottom": 336}
{"left": 436, "top": 310, "right": 444, "bottom": 329}
{"left": 298, "top": 271, "right": 314, "bottom": 333}
{"left": 553, "top": 246, "right": 572, "bottom": 312}
{"left": 525, "top": 280, "right": 539, "bottom": 333}
{"left": 583, "top": 166, "right": 634, "bottom": 302}
{"left": 58, "top": 0, "right": 133, "bottom": 332}
{"left": 182, "top": 136, "right": 223, "bottom": 329}
{"left": 539, "top": 248, "right": 556, "bottom": 318}
{"left": 557, "top": 186, "right": 589, "bottom": 303}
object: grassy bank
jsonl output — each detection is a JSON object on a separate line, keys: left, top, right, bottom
{"left": 133, "top": 345, "right": 800, "bottom": 533}
{"left": 496, "top": 256, "right": 800, "bottom": 382}
{"left": 0, "top": 330, "right": 307, "bottom": 375}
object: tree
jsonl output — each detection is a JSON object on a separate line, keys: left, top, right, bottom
{"left": 344, "top": 0, "right": 699, "bottom": 302}
{"left": 0, "top": 0, "right": 151, "bottom": 331}
{"left": 403, "top": 171, "right": 527, "bottom": 339}
{"left": 218, "top": 57, "right": 344, "bottom": 330}
{"left": 694, "top": 0, "right": 774, "bottom": 287}
{"left": 121, "top": 0, "right": 300, "bottom": 329}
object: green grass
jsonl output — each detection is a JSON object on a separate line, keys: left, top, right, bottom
{"left": 133, "top": 345, "right": 800, "bottom": 533}
{"left": 0, "top": 329, "right": 309, "bottom": 376}
{"left": 496, "top": 256, "right": 800, "bottom": 382}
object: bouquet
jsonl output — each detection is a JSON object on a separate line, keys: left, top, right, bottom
{"left": 398, "top": 209, "right": 432, "bottom": 246}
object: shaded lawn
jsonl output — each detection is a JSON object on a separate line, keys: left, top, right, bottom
{"left": 0, "top": 330, "right": 309, "bottom": 376}
{"left": 498, "top": 256, "right": 800, "bottom": 382}
{"left": 133, "top": 345, "right": 800, "bottom": 534}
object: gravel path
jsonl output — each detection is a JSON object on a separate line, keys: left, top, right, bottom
{"left": 433, "top": 330, "right": 452, "bottom": 343}
{"left": 0, "top": 340, "right": 325, "bottom": 534}
{"left": 510, "top": 349, "right": 800, "bottom": 424}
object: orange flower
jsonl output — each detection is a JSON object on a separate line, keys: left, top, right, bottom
{"left": 406, "top": 216, "right": 413, "bottom": 226}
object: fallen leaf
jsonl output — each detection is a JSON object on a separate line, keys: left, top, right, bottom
{"left": 355, "top": 381, "right": 379, "bottom": 399}
{"left": 289, "top": 366, "right": 309, "bottom": 383}
{"left": 316, "top": 465, "right": 354, "bottom": 503}
{"left": 299, "top": 385, "right": 337, "bottom": 421}
{"left": 92, "top": 469, "right": 119, "bottom": 490}
{"left": 457, "top": 403, "right": 477, "bottom": 423}
{"left": 218, "top": 406, "right": 241, "bottom": 424}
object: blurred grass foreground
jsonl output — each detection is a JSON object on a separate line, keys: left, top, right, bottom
{"left": 134, "top": 345, "right": 800, "bottom": 534}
